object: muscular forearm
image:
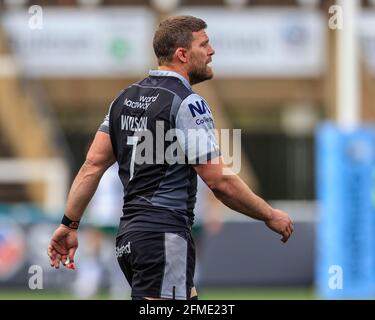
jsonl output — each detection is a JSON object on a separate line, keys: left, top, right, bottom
{"left": 64, "top": 159, "right": 105, "bottom": 221}
{"left": 211, "top": 175, "right": 273, "bottom": 222}
{"left": 195, "top": 157, "right": 293, "bottom": 242}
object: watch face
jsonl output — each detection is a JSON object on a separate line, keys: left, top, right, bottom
{"left": 69, "top": 222, "right": 79, "bottom": 229}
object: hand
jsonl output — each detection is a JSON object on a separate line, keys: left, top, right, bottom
{"left": 264, "top": 209, "right": 294, "bottom": 243}
{"left": 47, "top": 225, "right": 78, "bottom": 269}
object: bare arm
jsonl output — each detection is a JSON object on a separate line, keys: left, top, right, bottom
{"left": 65, "top": 131, "right": 116, "bottom": 221}
{"left": 47, "top": 132, "right": 115, "bottom": 269}
{"left": 194, "top": 156, "right": 293, "bottom": 242}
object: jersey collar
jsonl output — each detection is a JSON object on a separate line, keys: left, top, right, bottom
{"left": 149, "top": 69, "right": 192, "bottom": 90}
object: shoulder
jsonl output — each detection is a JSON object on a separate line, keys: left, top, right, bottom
{"left": 109, "top": 88, "right": 127, "bottom": 111}
{"left": 154, "top": 77, "right": 193, "bottom": 101}
{"left": 178, "top": 93, "right": 212, "bottom": 119}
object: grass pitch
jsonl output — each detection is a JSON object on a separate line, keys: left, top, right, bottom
{"left": 0, "top": 287, "right": 316, "bottom": 300}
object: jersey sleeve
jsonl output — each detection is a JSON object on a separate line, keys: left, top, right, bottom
{"left": 175, "top": 93, "right": 220, "bottom": 164}
{"left": 98, "top": 90, "right": 125, "bottom": 134}
{"left": 98, "top": 113, "right": 110, "bottom": 134}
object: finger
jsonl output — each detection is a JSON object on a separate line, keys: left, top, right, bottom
{"left": 287, "top": 225, "right": 293, "bottom": 236}
{"left": 56, "top": 252, "right": 64, "bottom": 269}
{"left": 68, "top": 247, "right": 77, "bottom": 264}
{"left": 48, "top": 253, "right": 53, "bottom": 262}
{"left": 48, "top": 246, "right": 57, "bottom": 266}
{"left": 47, "top": 248, "right": 52, "bottom": 260}
{"left": 56, "top": 253, "right": 62, "bottom": 263}
{"left": 281, "top": 230, "right": 290, "bottom": 243}
{"left": 50, "top": 256, "right": 56, "bottom": 264}
{"left": 49, "top": 255, "right": 55, "bottom": 267}
{"left": 61, "top": 255, "right": 67, "bottom": 265}
{"left": 288, "top": 228, "right": 293, "bottom": 239}
{"left": 290, "top": 223, "right": 294, "bottom": 233}
{"left": 54, "top": 256, "right": 60, "bottom": 268}
{"left": 281, "top": 231, "right": 287, "bottom": 242}
{"left": 48, "top": 245, "right": 56, "bottom": 259}
{"left": 54, "top": 259, "right": 60, "bottom": 269}
{"left": 65, "top": 262, "right": 76, "bottom": 270}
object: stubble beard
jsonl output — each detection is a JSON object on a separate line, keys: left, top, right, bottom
{"left": 188, "top": 62, "right": 213, "bottom": 85}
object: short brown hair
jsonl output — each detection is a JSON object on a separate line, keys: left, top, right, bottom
{"left": 153, "top": 16, "right": 207, "bottom": 66}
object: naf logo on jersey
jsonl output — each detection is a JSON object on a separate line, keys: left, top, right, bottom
{"left": 188, "top": 100, "right": 211, "bottom": 117}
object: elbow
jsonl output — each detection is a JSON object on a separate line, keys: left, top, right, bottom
{"left": 207, "top": 177, "right": 228, "bottom": 200}
{"left": 211, "top": 188, "right": 225, "bottom": 202}
{"left": 82, "top": 157, "right": 97, "bottom": 170}
{"left": 82, "top": 157, "right": 106, "bottom": 176}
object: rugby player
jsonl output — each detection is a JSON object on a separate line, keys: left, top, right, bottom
{"left": 47, "top": 15, "right": 293, "bottom": 300}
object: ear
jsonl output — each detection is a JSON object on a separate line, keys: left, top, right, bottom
{"left": 175, "top": 47, "right": 188, "bottom": 63}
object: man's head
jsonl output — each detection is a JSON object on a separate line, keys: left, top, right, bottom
{"left": 153, "top": 15, "right": 215, "bottom": 85}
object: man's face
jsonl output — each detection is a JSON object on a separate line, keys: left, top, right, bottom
{"left": 187, "top": 30, "right": 215, "bottom": 85}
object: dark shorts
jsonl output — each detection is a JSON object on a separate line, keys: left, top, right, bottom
{"left": 116, "top": 230, "right": 196, "bottom": 300}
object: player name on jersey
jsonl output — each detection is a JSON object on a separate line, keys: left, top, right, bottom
{"left": 121, "top": 115, "right": 148, "bottom": 131}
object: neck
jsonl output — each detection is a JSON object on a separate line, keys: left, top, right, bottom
{"left": 158, "top": 65, "right": 190, "bottom": 84}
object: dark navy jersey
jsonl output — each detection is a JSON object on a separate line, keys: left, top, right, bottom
{"left": 98, "top": 70, "right": 220, "bottom": 236}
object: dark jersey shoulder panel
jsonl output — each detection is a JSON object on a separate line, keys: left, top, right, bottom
{"left": 99, "top": 70, "right": 220, "bottom": 236}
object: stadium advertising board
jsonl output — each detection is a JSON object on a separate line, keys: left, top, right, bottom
{"left": 316, "top": 124, "right": 375, "bottom": 299}
{"left": 179, "top": 8, "right": 326, "bottom": 78}
{"left": 1, "top": 8, "right": 154, "bottom": 77}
